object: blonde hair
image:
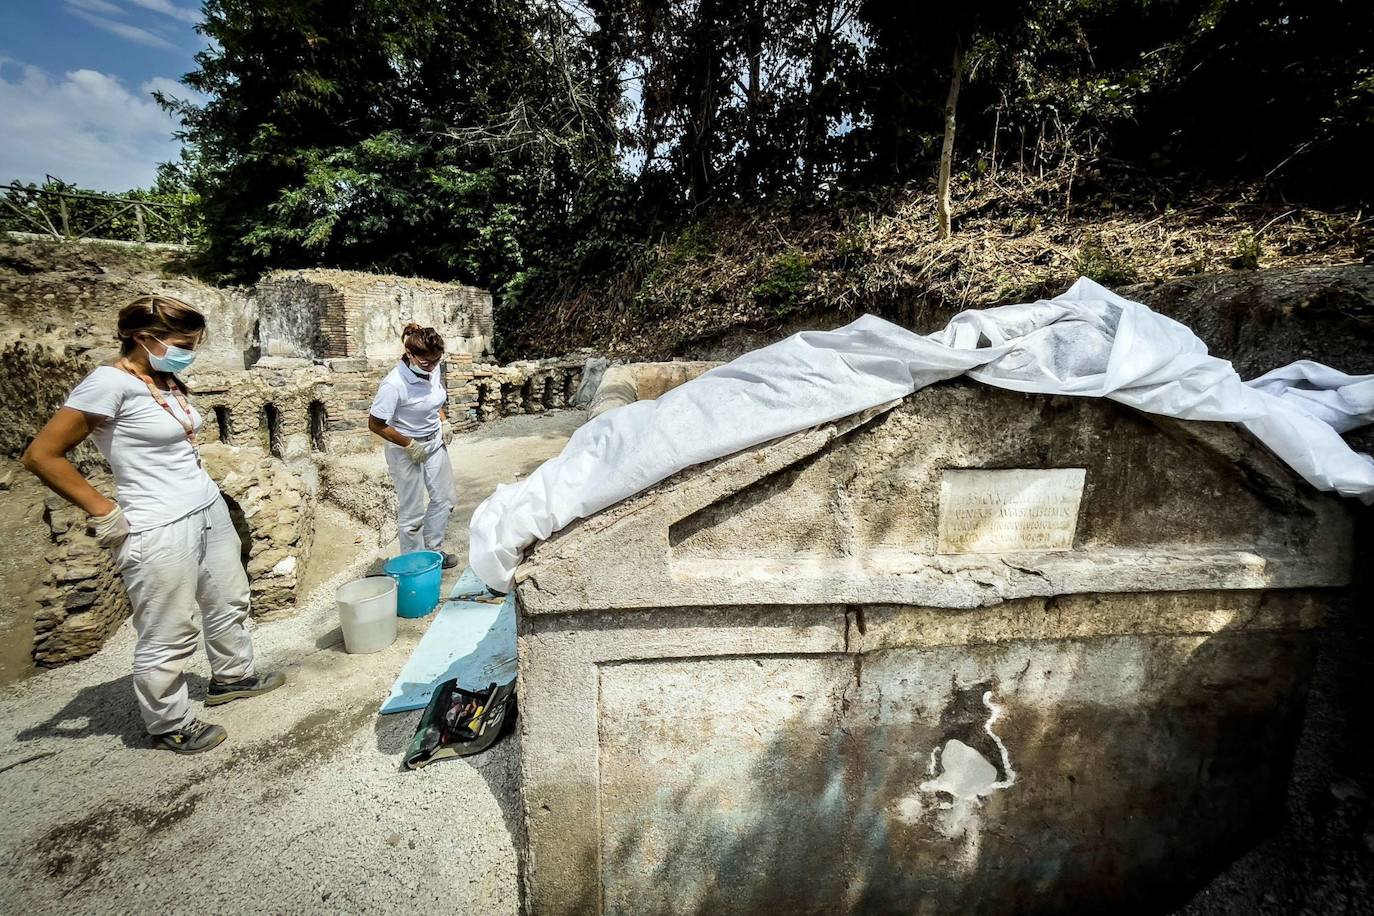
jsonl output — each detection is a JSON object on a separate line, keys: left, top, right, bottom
{"left": 116, "top": 295, "right": 207, "bottom": 355}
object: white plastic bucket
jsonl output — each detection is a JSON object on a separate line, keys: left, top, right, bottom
{"left": 336, "top": 576, "right": 398, "bottom": 654}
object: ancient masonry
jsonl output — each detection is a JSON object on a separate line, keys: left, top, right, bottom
{"left": 35, "top": 476, "right": 131, "bottom": 666}
{"left": 256, "top": 269, "right": 496, "bottom": 362}
{"left": 514, "top": 382, "right": 1354, "bottom": 914}
{"left": 22, "top": 268, "right": 591, "bottom": 667}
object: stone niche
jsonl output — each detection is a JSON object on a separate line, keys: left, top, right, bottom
{"left": 512, "top": 382, "right": 1353, "bottom": 916}
{"left": 200, "top": 445, "right": 314, "bottom": 620}
{"left": 256, "top": 269, "right": 494, "bottom": 361}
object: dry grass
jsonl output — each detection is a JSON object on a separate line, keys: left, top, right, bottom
{"left": 517, "top": 163, "right": 1370, "bottom": 358}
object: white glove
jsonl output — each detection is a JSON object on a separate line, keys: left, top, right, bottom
{"left": 91, "top": 504, "right": 129, "bottom": 548}
{"left": 441, "top": 420, "right": 453, "bottom": 447}
{"left": 404, "top": 438, "right": 430, "bottom": 464}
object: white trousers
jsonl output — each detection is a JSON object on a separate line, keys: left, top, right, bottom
{"left": 385, "top": 438, "right": 457, "bottom": 553}
{"left": 113, "top": 496, "right": 255, "bottom": 735}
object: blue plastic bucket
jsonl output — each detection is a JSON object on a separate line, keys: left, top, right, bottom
{"left": 383, "top": 550, "right": 444, "bottom": 618}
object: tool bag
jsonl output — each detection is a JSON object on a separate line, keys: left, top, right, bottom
{"left": 403, "top": 678, "right": 516, "bottom": 769}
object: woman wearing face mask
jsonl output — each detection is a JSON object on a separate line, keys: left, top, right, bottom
{"left": 367, "top": 323, "right": 459, "bottom": 568}
{"left": 22, "top": 295, "right": 284, "bottom": 755}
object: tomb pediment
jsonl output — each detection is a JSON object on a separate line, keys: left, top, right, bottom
{"left": 519, "top": 381, "right": 1351, "bottom": 612}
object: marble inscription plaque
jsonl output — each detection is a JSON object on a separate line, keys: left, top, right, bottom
{"left": 937, "top": 468, "right": 1086, "bottom": 554}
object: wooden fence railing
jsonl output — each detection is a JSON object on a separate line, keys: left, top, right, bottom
{"left": 1, "top": 181, "right": 193, "bottom": 245}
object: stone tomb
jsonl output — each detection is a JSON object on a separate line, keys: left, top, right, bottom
{"left": 512, "top": 382, "right": 1352, "bottom": 915}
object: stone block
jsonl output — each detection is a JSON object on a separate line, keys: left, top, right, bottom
{"left": 324, "top": 357, "right": 370, "bottom": 373}
{"left": 513, "top": 382, "right": 1354, "bottom": 915}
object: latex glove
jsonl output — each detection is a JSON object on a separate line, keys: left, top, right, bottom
{"left": 91, "top": 504, "right": 129, "bottom": 548}
{"left": 404, "top": 438, "right": 430, "bottom": 464}
{"left": 441, "top": 420, "right": 454, "bottom": 447}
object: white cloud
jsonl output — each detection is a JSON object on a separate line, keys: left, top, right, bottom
{"left": 125, "top": 0, "right": 201, "bottom": 25}
{"left": 67, "top": 7, "right": 179, "bottom": 50}
{"left": 65, "top": 0, "right": 125, "bottom": 16}
{"left": 0, "top": 62, "right": 190, "bottom": 191}
{"left": 142, "top": 75, "right": 203, "bottom": 104}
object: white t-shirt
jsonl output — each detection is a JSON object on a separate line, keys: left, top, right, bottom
{"left": 65, "top": 365, "right": 219, "bottom": 532}
{"left": 369, "top": 361, "right": 446, "bottom": 438}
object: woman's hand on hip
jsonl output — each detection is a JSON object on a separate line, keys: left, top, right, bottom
{"left": 404, "top": 439, "right": 429, "bottom": 464}
{"left": 91, "top": 504, "right": 130, "bottom": 548}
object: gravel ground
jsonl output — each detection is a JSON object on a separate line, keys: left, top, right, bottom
{"left": 0, "top": 412, "right": 583, "bottom": 916}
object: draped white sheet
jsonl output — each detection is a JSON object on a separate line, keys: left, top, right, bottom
{"left": 469, "top": 278, "right": 1374, "bottom": 591}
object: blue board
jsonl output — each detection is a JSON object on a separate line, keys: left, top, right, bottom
{"left": 379, "top": 569, "right": 516, "bottom": 715}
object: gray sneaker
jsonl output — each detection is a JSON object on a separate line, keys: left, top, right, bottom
{"left": 205, "top": 671, "right": 287, "bottom": 707}
{"left": 441, "top": 552, "right": 460, "bottom": 570}
{"left": 154, "top": 718, "right": 226, "bottom": 754}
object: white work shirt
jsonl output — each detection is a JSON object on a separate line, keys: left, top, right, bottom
{"left": 369, "top": 361, "right": 446, "bottom": 438}
{"left": 64, "top": 365, "right": 219, "bottom": 533}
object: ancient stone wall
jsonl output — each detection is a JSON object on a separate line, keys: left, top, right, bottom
{"left": 33, "top": 476, "right": 131, "bottom": 667}
{"left": 202, "top": 446, "right": 313, "bottom": 619}
{"left": 1, "top": 237, "right": 593, "bottom": 669}
{"left": 515, "top": 383, "right": 1353, "bottom": 915}
{"left": 257, "top": 269, "right": 494, "bottom": 361}
{"left": 28, "top": 449, "right": 319, "bottom": 666}
{"left": 0, "top": 236, "right": 254, "bottom": 373}
{"left": 0, "top": 341, "right": 104, "bottom": 468}
{"left": 469, "top": 357, "right": 586, "bottom": 422}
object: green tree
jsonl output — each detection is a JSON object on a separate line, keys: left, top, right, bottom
{"left": 163, "top": 0, "right": 626, "bottom": 288}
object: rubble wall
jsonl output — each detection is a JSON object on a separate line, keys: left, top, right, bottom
{"left": 33, "top": 475, "right": 131, "bottom": 667}
{"left": 0, "top": 236, "right": 254, "bottom": 373}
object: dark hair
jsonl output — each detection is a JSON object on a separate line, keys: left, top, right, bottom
{"left": 402, "top": 323, "right": 445, "bottom": 357}
{"left": 116, "top": 295, "right": 207, "bottom": 355}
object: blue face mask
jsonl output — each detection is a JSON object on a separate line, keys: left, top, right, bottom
{"left": 142, "top": 338, "right": 198, "bottom": 373}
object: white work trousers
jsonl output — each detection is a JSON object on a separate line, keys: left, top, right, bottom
{"left": 113, "top": 496, "right": 255, "bottom": 735}
{"left": 385, "top": 437, "right": 457, "bottom": 553}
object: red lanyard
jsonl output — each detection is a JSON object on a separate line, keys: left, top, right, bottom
{"left": 117, "top": 359, "right": 199, "bottom": 448}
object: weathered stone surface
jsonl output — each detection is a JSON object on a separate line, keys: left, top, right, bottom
{"left": 256, "top": 268, "right": 494, "bottom": 360}
{"left": 937, "top": 467, "right": 1085, "bottom": 553}
{"left": 587, "top": 360, "right": 720, "bottom": 418}
{"left": 513, "top": 381, "right": 1353, "bottom": 915}
{"left": 520, "top": 386, "right": 1350, "bottom": 612}
{"left": 31, "top": 474, "right": 131, "bottom": 667}
{"left": 201, "top": 444, "right": 314, "bottom": 620}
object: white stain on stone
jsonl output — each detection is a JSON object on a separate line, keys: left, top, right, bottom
{"left": 921, "top": 739, "right": 1000, "bottom": 811}
{"left": 894, "top": 690, "right": 1017, "bottom": 868}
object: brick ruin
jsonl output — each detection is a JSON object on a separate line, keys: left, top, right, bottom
{"left": 11, "top": 266, "right": 592, "bottom": 668}
{"left": 256, "top": 269, "right": 495, "bottom": 361}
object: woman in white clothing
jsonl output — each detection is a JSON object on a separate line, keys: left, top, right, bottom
{"left": 368, "top": 323, "right": 459, "bottom": 568}
{"left": 23, "top": 295, "right": 284, "bottom": 755}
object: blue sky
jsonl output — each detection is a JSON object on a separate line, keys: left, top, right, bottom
{"left": 0, "top": 0, "right": 209, "bottom": 191}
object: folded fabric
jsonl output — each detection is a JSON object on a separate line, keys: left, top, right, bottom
{"left": 469, "top": 277, "right": 1374, "bottom": 591}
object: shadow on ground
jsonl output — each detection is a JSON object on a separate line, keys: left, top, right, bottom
{"left": 15, "top": 672, "right": 208, "bottom": 748}
{"left": 372, "top": 693, "right": 526, "bottom": 897}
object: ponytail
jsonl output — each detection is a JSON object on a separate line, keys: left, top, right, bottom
{"left": 401, "top": 323, "right": 445, "bottom": 357}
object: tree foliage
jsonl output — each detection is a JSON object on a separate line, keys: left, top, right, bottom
{"left": 161, "top": 0, "right": 1374, "bottom": 298}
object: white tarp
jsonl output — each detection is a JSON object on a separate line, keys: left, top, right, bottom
{"left": 469, "top": 277, "right": 1374, "bottom": 591}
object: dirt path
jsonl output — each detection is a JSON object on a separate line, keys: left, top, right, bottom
{"left": 0, "top": 411, "right": 583, "bottom": 916}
